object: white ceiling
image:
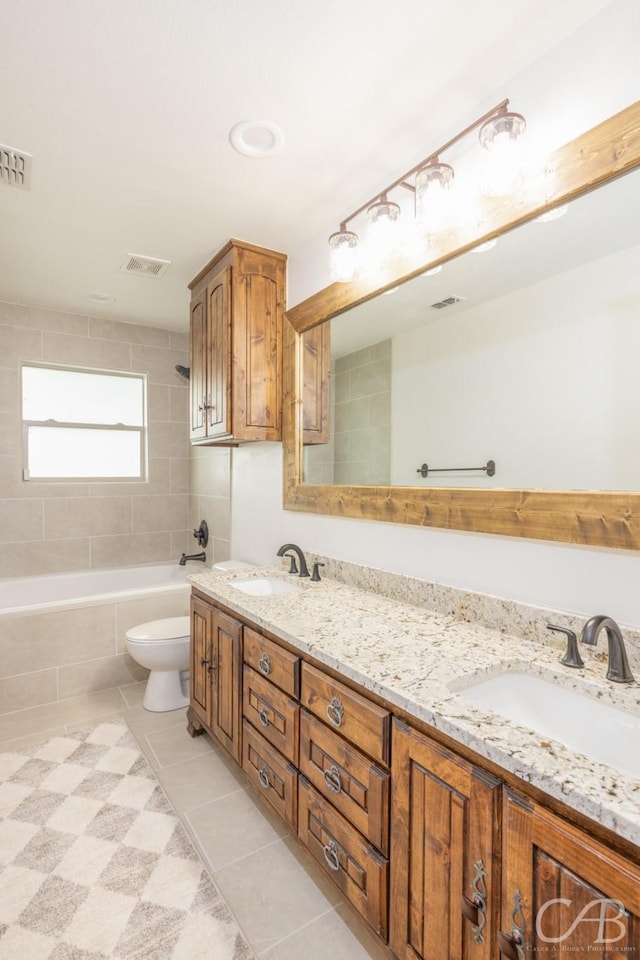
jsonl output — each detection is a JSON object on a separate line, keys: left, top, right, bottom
{"left": 0, "top": 0, "right": 615, "bottom": 332}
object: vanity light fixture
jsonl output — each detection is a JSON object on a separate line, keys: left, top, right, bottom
{"left": 327, "top": 99, "right": 526, "bottom": 282}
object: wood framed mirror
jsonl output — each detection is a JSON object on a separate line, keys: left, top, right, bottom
{"left": 283, "top": 101, "right": 640, "bottom": 549}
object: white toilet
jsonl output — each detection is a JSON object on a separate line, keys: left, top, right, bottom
{"left": 125, "top": 616, "right": 191, "bottom": 712}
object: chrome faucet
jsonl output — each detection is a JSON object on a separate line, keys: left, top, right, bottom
{"left": 580, "top": 615, "right": 635, "bottom": 683}
{"left": 276, "top": 543, "right": 310, "bottom": 578}
{"left": 179, "top": 551, "right": 206, "bottom": 566}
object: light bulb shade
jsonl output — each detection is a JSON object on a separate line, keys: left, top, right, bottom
{"left": 328, "top": 229, "right": 359, "bottom": 283}
{"left": 478, "top": 111, "right": 526, "bottom": 197}
{"left": 367, "top": 197, "right": 401, "bottom": 226}
{"left": 415, "top": 161, "right": 454, "bottom": 230}
{"left": 478, "top": 111, "right": 526, "bottom": 150}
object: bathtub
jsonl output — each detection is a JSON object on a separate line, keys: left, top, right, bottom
{"left": 0, "top": 562, "right": 190, "bottom": 615}
{"left": 0, "top": 563, "right": 193, "bottom": 716}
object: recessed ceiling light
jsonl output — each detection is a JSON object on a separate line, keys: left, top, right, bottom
{"left": 87, "top": 292, "right": 115, "bottom": 304}
{"left": 229, "top": 120, "right": 284, "bottom": 158}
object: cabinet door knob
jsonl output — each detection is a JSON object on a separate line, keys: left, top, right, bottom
{"left": 322, "top": 839, "right": 341, "bottom": 872}
{"left": 326, "top": 696, "right": 344, "bottom": 728}
{"left": 258, "top": 766, "right": 270, "bottom": 790}
{"left": 258, "top": 707, "right": 270, "bottom": 728}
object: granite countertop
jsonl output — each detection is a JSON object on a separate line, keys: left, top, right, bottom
{"left": 188, "top": 565, "right": 640, "bottom": 848}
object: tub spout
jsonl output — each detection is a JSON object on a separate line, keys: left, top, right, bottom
{"left": 179, "top": 552, "right": 206, "bottom": 566}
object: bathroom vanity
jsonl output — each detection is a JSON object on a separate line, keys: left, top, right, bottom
{"left": 187, "top": 565, "right": 640, "bottom": 958}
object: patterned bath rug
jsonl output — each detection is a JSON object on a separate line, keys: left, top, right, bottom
{"left": 0, "top": 720, "right": 255, "bottom": 960}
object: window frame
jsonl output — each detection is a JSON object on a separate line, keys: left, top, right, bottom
{"left": 21, "top": 361, "right": 149, "bottom": 483}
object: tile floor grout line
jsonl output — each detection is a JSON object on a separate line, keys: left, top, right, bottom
{"left": 255, "top": 904, "right": 345, "bottom": 957}
{"left": 157, "top": 785, "right": 248, "bottom": 815}
{"left": 183, "top": 818, "right": 288, "bottom": 874}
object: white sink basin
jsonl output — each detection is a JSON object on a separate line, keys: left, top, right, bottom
{"left": 228, "top": 577, "right": 299, "bottom": 597}
{"left": 459, "top": 672, "right": 640, "bottom": 778}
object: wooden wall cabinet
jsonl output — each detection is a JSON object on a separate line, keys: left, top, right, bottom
{"left": 187, "top": 594, "right": 243, "bottom": 763}
{"left": 188, "top": 240, "right": 286, "bottom": 445}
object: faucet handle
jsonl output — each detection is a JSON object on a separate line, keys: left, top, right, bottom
{"left": 547, "top": 623, "right": 584, "bottom": 669}
{"left": 311, "top": 562, "right": 325, "bottom": 582}
{"left": 286, "top": 554, "right": 299, "bottom": 575}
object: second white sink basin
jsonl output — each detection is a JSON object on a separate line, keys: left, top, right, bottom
{"left": 459, "top": 672, "right": 640, "bottom": 779}
{"left": 228, "top": 577, "right": 298, "bottom": 597}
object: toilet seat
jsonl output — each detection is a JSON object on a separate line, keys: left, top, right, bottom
{"left": 126, "top": 616, "right": 189, "bottom": 643}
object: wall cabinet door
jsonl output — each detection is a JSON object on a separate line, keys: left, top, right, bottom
{"left": 204, "top": 266, "right": 232, "bottom": 439}
{"left": 189, "top": 290, "right": 207, "bottom": 442}
{"left": 302, "top": 321, "right": 331, "bottom": 446}
{"left": 390, "top": 719, "right": 501, "bottom": 960}
{"left": 501, "top": 789, "right": 640, "bottom": 958}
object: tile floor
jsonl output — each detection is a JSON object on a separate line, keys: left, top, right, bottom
{"left": 0, "top": 682, "right": 388, "bottom": 960}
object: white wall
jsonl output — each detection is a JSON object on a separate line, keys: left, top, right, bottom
{"left": 231, "top": 0, "right": 640, "bottom": 629}
{"left": 391, "top": 243, "right": 640, "bottom": 490}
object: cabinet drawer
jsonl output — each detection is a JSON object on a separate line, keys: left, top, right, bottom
{"left": 300, "top": 662, "right": 390, "bottom": 766}
{"left": 242, "top": 720, "right": 297, "bottom": 831}
{"left": 299, "top": 710, "right": 389, "bottom": 854}
{"left": 243, "top": 665, "right": 300, "bottom": 764}
{"left": 298, "top": 777, "right": 388, "bottom": 940}
{"left": 243, "top": 627, "right": 300, "bottom": 697}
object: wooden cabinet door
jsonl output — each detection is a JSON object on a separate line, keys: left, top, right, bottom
{"left": 189, "top": 290, "right": 207, "bottom": 441}
{"left": 232, "top": 245, "right": 284, "bottom": 440}
{"left": 390, "top": 719, "right": 501, "bottom": 960}
{"left": 209, "top": 607, "right": 243, "bottom": 763}
{"left": 204, "top": 266, "right": 232, "bottom": 439}
{"left": 501, "top": 789, "right": 640, "bottom": 958}
{"left": 302, "top": 321, "right": 330, "bottom": 445}
{"left": 190, "top": 594, "right": 212, "bottom": 726}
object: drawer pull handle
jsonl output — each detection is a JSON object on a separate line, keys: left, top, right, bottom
{"left": 326, "top": 696, "right": 344, "bottom": 728}
{"left": 258, "top": 766, "right": 270, "bottom": 790}
{"left": 323, "top": 765, "right": 342, "bottom": 795}
{"left": 258, "top": 708, "right": 270, "bottom": 728}
{"left": 323, "top": 839, "right": 341, "bottom": 872}
{"left": 258, "top": 652, "right": 271, "bottom": 675}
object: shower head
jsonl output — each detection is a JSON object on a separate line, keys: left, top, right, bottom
{"left": 175, "top": 365, "right": 190, "bottom": 380}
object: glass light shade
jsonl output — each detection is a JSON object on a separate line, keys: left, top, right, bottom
{"left": 415, "top": 162, "right": 454, "bottom": 230}
{"left": 470, "top": 238, "right": 498, "bottom": 253}
{"left": 479, "top": 111, "right": 526, "bottom": 196}
{"left": 328, "top": 229, "right": 359, "bottom": 283}
{"left": 367, "top": 197, "right": 401, "bottom": 227}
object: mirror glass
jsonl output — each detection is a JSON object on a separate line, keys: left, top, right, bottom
{"left": 302, "top": 169, "right": 640, "bottom": 491}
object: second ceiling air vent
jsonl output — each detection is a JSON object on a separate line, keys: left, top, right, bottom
{"left": 120, "top": 253, "right": 171, "bottom": 278}
{"left": 430, "top": 295, "right": 465, "bottom": 310}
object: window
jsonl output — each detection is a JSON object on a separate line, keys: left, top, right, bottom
{"left": 22, "top": 363, "right": 147, "bottom": 481}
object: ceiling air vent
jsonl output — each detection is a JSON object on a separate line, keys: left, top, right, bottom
{"left": 120, "top": 253, "right": 171, "bottom": 279}
{"left": 0, "top": 144, "right": 32, "bottom": 189}
{"left": 430, "top": 295, "right": 465, "bottom": 310}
